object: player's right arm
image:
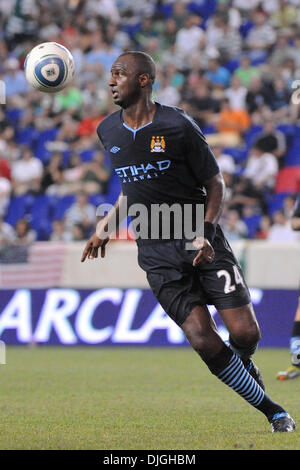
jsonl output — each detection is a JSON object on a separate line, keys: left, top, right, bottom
{"left": 81, "top": 191, "right": 125, "bottom": 262}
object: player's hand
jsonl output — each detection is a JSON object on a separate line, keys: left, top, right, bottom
{"left": 192, "top": 237, "right": 215, "bottom": 267}
{"left": 81, "top": 233, "right": 109, "bottom": 262}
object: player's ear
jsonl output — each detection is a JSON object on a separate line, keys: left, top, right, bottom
{"left": 139, "top": 73, "right": 150, "bottom": 88}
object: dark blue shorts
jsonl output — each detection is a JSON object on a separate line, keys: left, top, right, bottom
{"left": 137, "top": 228, "right": 251, "bottom": 326}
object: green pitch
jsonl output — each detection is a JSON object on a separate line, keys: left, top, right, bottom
{"left": 1, "top": 346, "right": 299, "bottom": 450}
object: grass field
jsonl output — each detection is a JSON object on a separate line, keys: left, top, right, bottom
{"left": 0, "top": 346, "right": 299, "bottom": 450}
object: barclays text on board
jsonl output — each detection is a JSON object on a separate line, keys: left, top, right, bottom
{"left": 0, "top": 288, "right": 298, "bottom": 347}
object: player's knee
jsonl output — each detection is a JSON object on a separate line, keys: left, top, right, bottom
{"left": 182, "top": 323, "right": 220, "bottom": 359}
{"left": 186, "top": 330, "right": 212, "bottom": 354}
{"left": 232, "top": 323, "right": 261, "bottom": 348}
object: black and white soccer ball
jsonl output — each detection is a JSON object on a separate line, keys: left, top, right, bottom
{"left": 24, "top": 42, "right": 75, "bottom": 93}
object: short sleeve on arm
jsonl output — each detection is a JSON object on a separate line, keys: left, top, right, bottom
{"left": 184, "top": 115, "right": 220, "bottom": 184}
{"left": 97, "top": 124, "right": 106, "bottom": 150}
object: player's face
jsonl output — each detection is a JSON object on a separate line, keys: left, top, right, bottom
{"left": 109, "top": 57, "right": 141, "bottom": 108}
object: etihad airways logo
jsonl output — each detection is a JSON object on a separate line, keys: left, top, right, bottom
{"left": 115, "top": 159, "right": 171, "bottom": 183}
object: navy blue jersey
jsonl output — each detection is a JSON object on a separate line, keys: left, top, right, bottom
{"left": 97, "top": 103, "right": 219, "bottom": 210}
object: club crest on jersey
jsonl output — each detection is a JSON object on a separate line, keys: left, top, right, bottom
{"left": 151, "top": 136, "right": 165, "bottom": 153}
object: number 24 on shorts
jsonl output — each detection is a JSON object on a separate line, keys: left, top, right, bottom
{"left": 217, "top": 266, "right": 245, "bottom": 294}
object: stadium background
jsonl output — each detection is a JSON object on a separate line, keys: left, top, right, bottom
{"left": 0, "top": 0, "right": 300, "bottom": 348}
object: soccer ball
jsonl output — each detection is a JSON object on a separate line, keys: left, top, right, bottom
{"left": 24, "top": 42, "right": 75, "bottom": 93}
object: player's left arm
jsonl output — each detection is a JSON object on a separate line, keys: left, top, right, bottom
{"left": 193, "top": 172, "right": 226, "bottom": 267}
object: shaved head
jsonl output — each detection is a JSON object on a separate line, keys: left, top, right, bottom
{"left": 117, "top": 51, "right": 156, "bottom": 85}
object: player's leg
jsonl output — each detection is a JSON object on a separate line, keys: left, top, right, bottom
{"left": 277, "top": 295, "right": 300, "bottom": 380}
{"left": 217, "top": 302, "right": 265, "bottom": 389}
{"left": 181, "top": 305, "right": 295, "bottom": 432}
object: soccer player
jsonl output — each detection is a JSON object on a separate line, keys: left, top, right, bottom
{"left": 277, "top": 194, "right": 300, "bottom": 380}
{"left": 81, "top": 51, "right": 295, "bottom": 433}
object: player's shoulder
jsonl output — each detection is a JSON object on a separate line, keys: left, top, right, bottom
{"left": 97, "top": 110, "right": 121, "bottom": 137}
{"left": 158, "top": 103, "right": 203, "bottom": 134}
{"left": 159, "top": 103, "right": 193, "bottom": 124}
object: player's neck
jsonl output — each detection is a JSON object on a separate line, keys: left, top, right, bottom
{"left": 122, "top": 99, "right": 156, "bottom": 130}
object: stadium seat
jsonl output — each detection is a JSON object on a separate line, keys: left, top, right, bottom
{"left": 29, "top": 195, "right": 52, "bottom": 240}
{"left": 16, "top": 127, "right": 38, "bottom": 146}
{"left": 89, "top": 194, "right": 107, "bottom": 207}
{"left": 105, "top": 173, "right": 121, "bottom": 205}
{"left": 202, "top": 125, "right": 216, "bottom": 134}
{"left": 239, "top": 21, "right": 254, "bottom": 39}
{"left": 243, "top": 215, "right": 261, "bottom": 238}
{"left": 51, "top": 195, "right": 76, "bottom": 220}
{"left": 34, "top": 128, "right": 59, "bottom": 163}
{"left": 224, "top": 58, "right": 240, "bottom": 73}
{"left": 30, "top": 194, "right": 51, "bottom": 225}
{"left": 275, "top": 167, "right": 300, "bottom": 193}
{"left": 267, "top": 192, "right": 292, "bottom": 215}
{"left": 187, "top": 0, "right": 217, "bottom": 22}
{"left": 4, "top": 194, "right": 34, "bottom": 227}
{"left": 223, "top": 147, "right": 248, "bottom": 163}
{"left": 5, "top": 108, "right": 24, "bottom": 129}
{"left": 79, "top": 149, "right": 95, "bottom": 162}
{"left": 284, "top": 145, "right": 300, "bottom": 166}
{"left": 244, "top": 126, "right": 263, "bottom": 149}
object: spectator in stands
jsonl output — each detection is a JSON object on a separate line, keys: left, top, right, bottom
{"left": 253, "top": 117, "right": 287, "bottom": 168}
{"left": 172, "top": 1, "right": 190, "bottom": 29}
{"left": 81, "top": 150, "right": 111, "bottom": 195}
{"left": 41, "top": 153, "right": 64, "bottom": 194}
{"left": 212, "top": 145, "right": 236, "bottom": 175}
{"left": 50, "top": 219, "right": 72, "bottom": 242}
{"left": 270, "top": 76, "right": 291, "bottom": 121}
{"left": 225, "top": 75, "right": 247, "bottom": 110}
{"left": 234, "top": 55, "right": 260, "bottom": 88}
{"left": 205, "top": 58, "right": 231, "bottom": 88}
{"left": 133, "top": 17, "right": 158, "bottom": 48}
{"left": 268, "top": 209, "right": 299, "bottom": 241}
{"left": 244, "top": 145, "right": 279, "bottom": 191}
{"left": 215, "top": 98, "right": 251, "bottom": 141}
{"left": 155, "top": 72, "right": 181, "bottom": 106}
{"left": 283, "top": 194, "right": 297, "bottom": 218}
{"left": 0, "top": 173, "right": 11, "bottom": 218}
{"left": 221, "top": 209, "right": 249, "bottom": 241}
{"left": 71, "top": 223, "right": 86, "bottom": 241}
{"left": 0, "top": 217, "right": 16, "bottom": 247}
{"left": 11, "top": 147, "right": 43, "bottom": 196}
{"left": 64, "top": 191, "right": 96, "bottom": 238}
{"left": 270, "top": 0, "right": 298, "bottom": 29}
{"left": 161, "top": 18, "right": 178, "bottom": 50}
{"left": 62, "top": 154, "right": 85, "bottom": 195}
{"left": 290, "top": 33, "right": 300, "bottom": 68}
{"left": 269, "top": 30, "right": 295, "bottom": 68}
{"left": 246, "top": 9, "right": 277, "bottom": 61}
{"left": 175, "top": 15, "right": 205, "bottom": 69}
{"left": 255, "top": 215, "right": 272, "bottom": 239}
{"left": 15, "top": 218, "right": 36, "bottom": 245}
{"left": 185, "top": 81, "right": 219, "bottom": 128}
{"left": 228, "top": 177, "right": 267, "bottom": 216}
{"left": 213, "top": 14, "right": 242, "bottom": 62}
{"left": 3, "top": 58, "right": 28, "bottom": 97}
{"left": 245, "top": 75, "right": 273, "bottom": 122}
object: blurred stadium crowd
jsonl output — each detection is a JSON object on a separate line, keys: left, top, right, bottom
{"left": 0, "top": 0, "right": 300, "bottom": 248}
